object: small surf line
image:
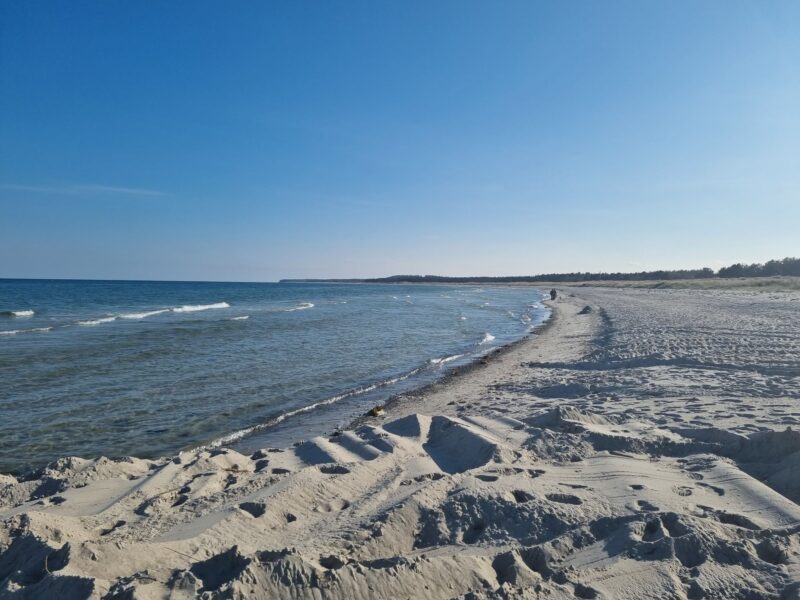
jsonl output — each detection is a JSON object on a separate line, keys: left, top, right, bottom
{"left": 201, "top": 367, "right": 424, "bottom": 449}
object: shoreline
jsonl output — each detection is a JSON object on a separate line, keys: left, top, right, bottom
{"left": 2, "top": 285, "right": 800, "bottom": 598}
{"left": 0, "top": 302, "right": 555, "bottom": 477}
{"left": 347, "top": 297, "right": 561, "bottom": 431}
{"left": 207, "top": 293, "right": 553, "bottom": 460}
{"left": 0, "top": 289, "right": 551, "bottom": 478}
{"left": 0, "top": 282, "right": 549, "bottom": 475}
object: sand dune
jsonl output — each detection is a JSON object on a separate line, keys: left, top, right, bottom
{"left": 1, "top": 289, "right": 799, "bottom": 598}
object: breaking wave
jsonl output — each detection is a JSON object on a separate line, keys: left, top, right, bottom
{"left": 1, "top": 310, "right": 34, "bottom": 317}
{"left": 285, "top": 302, "right": 314, "bottom": 312}
{"left": 0, "top": 327, "right": 52, "bottom": 336}
{"left": 430, "top": 354, "right": 464, "bottom": 366}
{"left": 78, "top": 316, "right": 118, "bottom": 326}
{"left": 119, "top": 309, "right": 170, "bottom": 319}
{"left": 77, "top": 302, "right": 230, "bottom": 325}
{"left": 172, "top": 302, "right": 230, "bottom": 313}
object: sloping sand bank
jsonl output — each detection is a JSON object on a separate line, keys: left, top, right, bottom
{"left": 1, "top": 288, "right": 799, "bottom": 599}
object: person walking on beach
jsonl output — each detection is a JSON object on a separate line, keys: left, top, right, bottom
{"left": 550, "top": 288, "right": 558, "bottom": 300}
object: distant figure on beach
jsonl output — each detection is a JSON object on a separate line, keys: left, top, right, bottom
{"left": 550, "top": 288, "right": 557, "bottom": 300}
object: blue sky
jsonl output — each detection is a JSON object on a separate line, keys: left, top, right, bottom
{"left": 1, "top": 1, "right": 798, "bottom": 280}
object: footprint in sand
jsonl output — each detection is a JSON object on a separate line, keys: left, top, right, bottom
{"left": 463, "top": 520, "right": 486, "bottom": 544}
{"left": 697, "top": 482, "right": 725, "bottom": 496}
{"left": 636, "top": 500, "right": 659, "bottom": 512}
{"left": 573, "top": 583, "right": 599, "bottom": 599}
{"left": 99, "top": 520, "right": 126, "bottom": 536}
{"left": 546, "top": 493, "right": 583, "bottom": 505}
{"left": 315, "top": 498, "right": 351, "bottom": 513}
{"left": 400, "top": 472, "right": 445, "bottom": 486}
{"left": 239, "top": 501, "right": 267, "bottom": 518}
{"left": 716, "top": 511, "right": 761, "bottom": 530}
{"left": 511, "top": 490, "right": 536, "bottom": 503}
{"left": 319, "top": 464, "right": 351, "bottom": 475}
{"left": 319, "top": 555, "right": 347, "bottom": 570}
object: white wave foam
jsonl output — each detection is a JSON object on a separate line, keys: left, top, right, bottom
{"left": 1, "top": 310, "right": 35, "bottom": 317}
{"left": 80, "top": 303, "right": 227, "bottom": 324}
{"left": 229, "top": 315, "right": 249, "bottom": 321}
{"left": 479, "top": 332, "right": 496, "bottom": 345}
{"left": 119, "top": 309, "right": 169, "bottom": 319}
{"left": 172, "top": 302, "right": 230, "bottom": 313}
{"left": 0, "top": 326, "right": 52, "bottom": 336}
{"left": 285, "top": 302, "right": 314, "bottom": 312}
{"left": 430, "top": 353, "right": 464, "bottom": 366}
{"left": 78, "top": 316, "right": 117, "bottom": 326}
{"left": 459, "top": 316, "right": 467, "bottom": 321}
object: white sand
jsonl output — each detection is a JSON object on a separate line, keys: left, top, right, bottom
{"left": 1, "top": 288, "right": 799, "bottom": 598}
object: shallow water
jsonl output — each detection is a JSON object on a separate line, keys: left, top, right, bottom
{"left": 0, "top": 279, "right": 547, "bottom": 472}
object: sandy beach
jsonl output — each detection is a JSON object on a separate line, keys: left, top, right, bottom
{"left": 2, "top": 286, "right": 799, "bottom": 599}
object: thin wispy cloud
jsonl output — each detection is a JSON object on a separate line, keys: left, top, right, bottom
{"left": 0, "top": 183, "right": 171, "bottom": 197}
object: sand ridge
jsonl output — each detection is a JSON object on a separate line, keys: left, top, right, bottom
{"left": 1, "top": 289, "right": 799, "bottom": 598}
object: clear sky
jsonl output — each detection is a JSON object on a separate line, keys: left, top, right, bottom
{"left": 1, "top": 1, "right": 798, "bottom": 281}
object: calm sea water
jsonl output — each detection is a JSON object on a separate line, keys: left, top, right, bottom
{"left": 0, "top": 279, "right": 547, "bottom": 473}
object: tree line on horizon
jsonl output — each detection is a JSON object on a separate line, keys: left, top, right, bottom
{"left": 358, "top": 256, "right": 800, "bottom": 284}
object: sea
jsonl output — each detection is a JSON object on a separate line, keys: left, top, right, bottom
{"left": 0, "top": 279, "right": 548, "bottom": 473}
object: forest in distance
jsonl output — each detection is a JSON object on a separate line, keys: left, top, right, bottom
{"left": 282, "top": 257, "right": 800, "bottom": 284}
